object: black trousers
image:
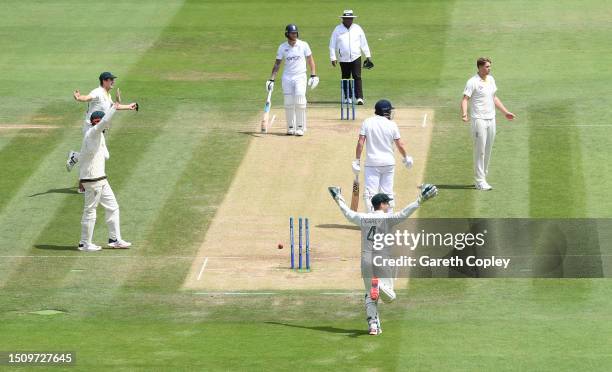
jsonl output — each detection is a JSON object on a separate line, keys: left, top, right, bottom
{"left": 340, "top": 57, "right": 363, "bottom": 99}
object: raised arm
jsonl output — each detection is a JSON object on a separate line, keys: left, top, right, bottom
{"left": 92, "top": 103, "right": 118, "bottom": 133}
{"left": 391, "top": 184, "right": 438, "bottom": 221}
{"left": 73, "top": 89, "right": 92, "bottom": 102}
{"left": 328, "top": 187, "right": 361, "bottom": 226}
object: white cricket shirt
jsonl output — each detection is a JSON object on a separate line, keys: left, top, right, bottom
{"left": 79, "top": 106, "right": 116, "bottom": 180}
{"left": 359, "top": 115, "right": 401, "bottom": 167}
{"left": 276, "top": 40, "right": 312, "bottom": 77}
{"left": 463, "top": 74, "right": 497, "bottom": 119}
{"left": 84, "top": 86, "right": 114, "bottom": 125}
{"left": 329, "top": 23, "right": 371, "bottom": 63}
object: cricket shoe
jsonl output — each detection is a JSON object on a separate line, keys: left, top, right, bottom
{"left": 295, "top": 129, "right": 304, "bottom": 136}
{"left": 287, "top": 128, "right": 295, "bottom": 135}
{"left": 356, "top": 98, "right": 364, "bottom": 105}
{"left": 343, "top": 98, "right": 353, "bottom": 104}
{"left": 78, "top": 243, "right": 102, "bottom": 252}
{"left": 475, "top": 181, "right": 493, "bottom": 191}
{"left": 370, "top": 277, "right": 379, "bottom": 301}
{"left": 107, "top": 238, "right": 132, "bottom": 249}
{"left": 368, "top": 317, "right": 382, "bottom": 335}
{"left": 66, "top": 151, "right": 79, "bottom": 172}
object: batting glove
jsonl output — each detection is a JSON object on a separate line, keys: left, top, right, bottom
{"left": 363, "top": 58, "right": 374, "bottom": 69}
{"left": 308, "top": 75, "right": 319, "bottom": 90}
{"left": 351, "top": 159, "right": 361, "bottom": 176}
{"left": 402, "top": 156, "right": 414, "bottom": 169}
{"left": 418, "top": 184, "right": 438, "bottom": 204}
{"left": 266, "top": 80, "right": 275, "bottom": 92}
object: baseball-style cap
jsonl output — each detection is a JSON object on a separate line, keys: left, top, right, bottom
{"left": 99, "top": 71, "right": 117, "bottom": 81}
{"left": 371, "top": 193, "right": 393, "bottom": 208}
{"left": 90, "top": 111, "right": 105, "bottom": 122}
{"left": 340, "top": 9, "right": 357, "bottom": 18}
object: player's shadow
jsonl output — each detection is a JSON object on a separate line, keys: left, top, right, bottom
{"left": 34, "top": 244, "right": 76, "bottom": 251}
{"left": 29, "top": 187, "right": 80, "bottom": 197}
{"left": 316, "top": 224, "right": 360, "bottom": 231}
{"left": 264, "top": 321, "right": 369, "bottom": 338}
{"left": 238, "top": 131, "right": 289, "bottom": 137}
{"left": 435, "top": 184, "right": 476, "bottom": 190}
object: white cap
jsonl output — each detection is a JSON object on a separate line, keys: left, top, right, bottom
{"left": 339, "top": 9, "right": 357, "bottom": 18}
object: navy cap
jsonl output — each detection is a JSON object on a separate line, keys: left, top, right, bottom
{"left": 90, "top": 111, "right": 105, "bottom": 122}
{"left": 99, "top": 72, "right": 117, "bottom": 81}
{"left": 371, "top": 193, "right": 393, "bottom": 209}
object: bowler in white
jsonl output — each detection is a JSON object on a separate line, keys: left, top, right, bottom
{"left": 461, "top": 57, "right": 515, "bottom": 190}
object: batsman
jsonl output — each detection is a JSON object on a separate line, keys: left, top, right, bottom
{"left": 328, "top": 184, "right": 438, "bottom": 335}
{"left": 266, "top": 24, "right": 318, "bottom": 136}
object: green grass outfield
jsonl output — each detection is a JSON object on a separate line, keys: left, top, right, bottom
{"left": 1, "top": 0, "right": 611, "bottom": 370}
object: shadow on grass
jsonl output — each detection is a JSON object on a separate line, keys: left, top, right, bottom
{"left": 435, "top": 184, "right": 476, "bottom": 190}
{"left": 237, "top": 131, "right": 290, "bottom": 138}
{"left": 265, "top": 321, "right": 369, "bottom": 338}
{"left": 34, "top": 244, "right": 76, "bottom": 251}
{"left": 29, "top": 187, "right": 79, "bottom": 197}
{"left": 316, "top": 224, "right": 360, "bottom": 231}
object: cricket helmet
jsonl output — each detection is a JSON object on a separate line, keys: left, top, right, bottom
{"left": 285, "top": 24, "right": 299, "bottom": 38}
{"left": 374, "top": 99, "right": 394, "bottom": 117}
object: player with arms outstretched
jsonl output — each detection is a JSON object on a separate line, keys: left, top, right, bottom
{"left": 328, "top": 184, "right": 438, "bottom": 335}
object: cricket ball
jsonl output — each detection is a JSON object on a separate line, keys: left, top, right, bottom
{"left": 277, "top": 243, "right": 284, "bottom": 249}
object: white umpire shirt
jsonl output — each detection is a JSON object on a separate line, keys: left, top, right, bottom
{"left": 329, "top": 23, "right": 371, "bottom": 63}
{"left": 79, "top": 106, "right": 116, "bottom": 180}
{"left": 359, "top": 116, "right": 401, "bottom": 167}
{"left": 276, "top": 39, "right": 312, "bottom": 78}
{"left": 463, "top": 74, "right": 497, "bottom": 120}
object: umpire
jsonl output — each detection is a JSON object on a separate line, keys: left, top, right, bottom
{"left": 329, "top": 9, "right": 373, "bottom": 105}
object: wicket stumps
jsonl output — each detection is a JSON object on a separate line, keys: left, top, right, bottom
{"left": 289, "top": 217, "right": 310, "bottom": 271}
{"left": 340, "top": 79, "right": 356, "bottom": 120}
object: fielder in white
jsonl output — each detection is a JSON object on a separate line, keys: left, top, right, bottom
{"left": 68, "top": 71, "right": 137, "bottom": 173}
{"left": 328, "top": 184, "right": 438, "bottom": 335}
{"left": 461, "top": 57, "right": 515, "bottom": 190}
{"left": 266, "top": 24, "right": 318, "bottom": 136}
{"left": 77, "top": 105, "right": 131, "bottom": 252}
{"left": 353, "top": 99, "right": 413, "bottom": 212}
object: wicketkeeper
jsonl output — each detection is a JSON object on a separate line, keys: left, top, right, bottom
{"left": 77, "top": 104, "right": 131, "bottom": 251}
{"left": 328, "top": 184, "right": 438, "bottom": 335}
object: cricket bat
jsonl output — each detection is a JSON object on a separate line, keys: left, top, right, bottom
{"left": 260, "top": 89, "right": 273, "bottom": 133}
{"left": 350, "top": 175, "right": 359, "bottom": 211}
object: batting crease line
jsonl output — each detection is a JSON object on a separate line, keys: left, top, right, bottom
{"left": 196, "top": 256, "right": 208, "bottom": 281}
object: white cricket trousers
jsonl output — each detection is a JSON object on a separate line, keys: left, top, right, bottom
{"left": 282, "top": 74, "right": 307, "bottom": 132}
{"left": 471, "top": 118, "right": 496, "bottom": 183}
{"left": 364, "top": 165, "right": 395, "bottom": 212}
{"left": 80, "top": 179, "right": 121, "bottom": 244}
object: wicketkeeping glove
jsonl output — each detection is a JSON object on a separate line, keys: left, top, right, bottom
{"left": 402, "top": 156, "right": 414, "bottom": 169}
{"left": 418, "top": 184, "right": 438, "bottom": 204}
{"left": 363, "top": 58, "right": 374, "bottom": 69}
{"left": 351, "top": 159, "right": 361, "bottom": 175}
{"left": 328, "top": 186, "right": 343, "bottom": 201}
{"left": 266, "top": 80, "right": 275, "bottom": 92}
{"left": 308, "top": 75, "right": 319, "bottom": 90}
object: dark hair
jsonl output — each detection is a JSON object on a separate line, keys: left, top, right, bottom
{"left": 477, "top": 57, "right": 491, "bottom": 68}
